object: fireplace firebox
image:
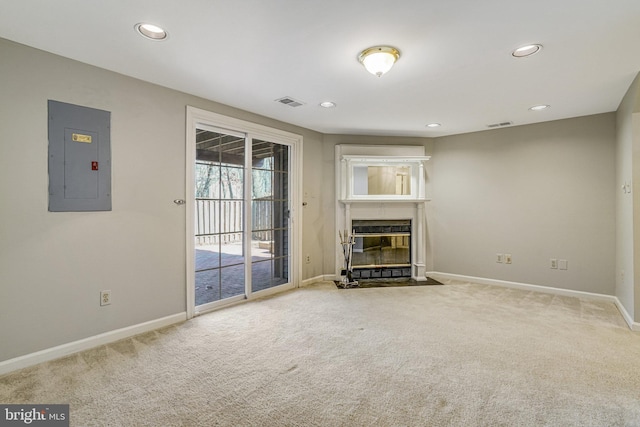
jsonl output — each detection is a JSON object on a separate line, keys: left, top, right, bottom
{"left": 351, "top": 219, "right": 411, "bottom": 279}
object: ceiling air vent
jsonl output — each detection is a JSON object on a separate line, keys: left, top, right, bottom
{"left": 487, "top": 121, "right": 513, "bottom": 128}
{"left": 275, "top": 96, "right": 305, "bottom": 107}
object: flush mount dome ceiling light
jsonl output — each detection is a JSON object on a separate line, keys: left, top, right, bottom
{"left": 358, "top": 46, "right": 400, "bottom": 77}
{"left": 135, "top": 23, "right": 168, "bottom": 40}
{"left": 512, "top": 44, "right": 542, "bottom": 58}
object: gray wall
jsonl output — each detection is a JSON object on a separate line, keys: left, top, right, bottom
{"left": 0, "top": 38, "right": 325, "bottom": 362}
{"left": 0, "top": 35, "right": 632, "bottom": 365}
{"left": 616, "top": 72, "right": 640, "bottom": 319}
{"left": 432, "top": 114, "right": 616, "bottom": 294}
{"left": 318, "top": 121, "right": 618, "bottom": 297}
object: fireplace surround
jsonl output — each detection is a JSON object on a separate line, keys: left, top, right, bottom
{"left": 351, "top": 219, "right": 411, "bottom": 279}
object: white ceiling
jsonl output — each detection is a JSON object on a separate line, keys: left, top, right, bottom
{"left": 1, "top": 0, "right": 640, "bottom": 137}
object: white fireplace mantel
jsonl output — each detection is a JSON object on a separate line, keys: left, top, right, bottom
{"left": 335, "top": 145, "right": 431, "bottom": 281}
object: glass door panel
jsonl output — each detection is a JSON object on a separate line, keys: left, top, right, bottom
{"left": 251, "top": 139, "right": 290, "bottom": 293}
{"left": 195, "top": 128, "right": 245, "bottom": 306}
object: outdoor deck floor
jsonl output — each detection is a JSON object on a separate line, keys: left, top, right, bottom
{"left": 195, "top": 242, "right": 287, "bottom": 306}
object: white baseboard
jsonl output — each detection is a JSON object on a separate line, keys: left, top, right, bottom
{"left": 614, "top": 299, "right": 640, "bottom": 332}
{"left": 427, "top": 272, "right": 617, "bottom": 302}
{"left": 0, "top": 312, "right": 187, "bottom": 376}
{"left": 427, "top": 271, "right": 640, "bottom": 331}
{"left": 300, "top": 275, "right": 330, "bottom": 287}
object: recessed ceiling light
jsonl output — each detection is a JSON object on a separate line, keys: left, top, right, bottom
{"left": 320, "top": 101, "right": 336, "bottom": 108}
{"left": 426, "top": 123, "right": 441, "bottom": 128}
{"left": 529, "top": 104, "right": 550, "bottom": 111}
{"left": 512, "top": 44, "right": 542, "bottom": 58}
{"left": 135, "top": 23, "right": 168, "bottom": 41}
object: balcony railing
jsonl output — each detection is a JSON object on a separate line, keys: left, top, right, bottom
{"left": 195, "top": 199, "right": 272, "bottom": 245}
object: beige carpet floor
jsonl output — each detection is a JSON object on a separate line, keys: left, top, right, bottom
{"left": 1, "top": 279, "right": 640, "bottom": 426}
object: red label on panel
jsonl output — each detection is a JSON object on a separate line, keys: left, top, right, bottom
{"left": 91, "top": 161, "right": 99, "bottom": 171}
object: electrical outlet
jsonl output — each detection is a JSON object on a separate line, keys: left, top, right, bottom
{"left": 305, "top": 254, "right": 311, "bottom": 264}
{"left": 504, "top": 254, "right": 512, "bottom": 264}
{"left": 550, "top": 258, "right": 558, "bottom": 269}
{"left": 100, "top": 290, "right": 111, "bottom": 306}
{"left": 496, "top": 253, "right": 503, "bottom": 263}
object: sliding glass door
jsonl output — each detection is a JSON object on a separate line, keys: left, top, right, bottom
{"left": 187, "top": 108, "right": 299, "bottom": 316}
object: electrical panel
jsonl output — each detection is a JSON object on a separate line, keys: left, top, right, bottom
{"left": 48, "top": 100, "right": 111, "bottom": 211}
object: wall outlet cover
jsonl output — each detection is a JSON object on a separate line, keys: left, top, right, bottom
{"left": 100, "top": 290, "right": 111, "bottom": 306}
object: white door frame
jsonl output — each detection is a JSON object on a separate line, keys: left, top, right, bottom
{"left": 185, "top": 106, "right": 303, "bottom": 319}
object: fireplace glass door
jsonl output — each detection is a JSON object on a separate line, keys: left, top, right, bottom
{"left": 351, "top": 220, "right": 411, "bottom": 279}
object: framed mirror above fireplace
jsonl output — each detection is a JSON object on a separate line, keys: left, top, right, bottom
{"left": 339, "top": 155, "right": 430, "bottom": 202}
